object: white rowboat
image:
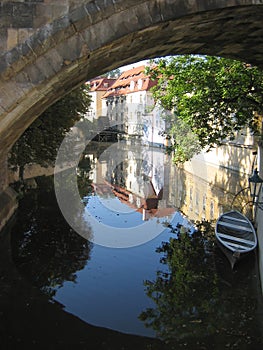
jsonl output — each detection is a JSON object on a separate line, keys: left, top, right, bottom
{"left": 215, "top": 210, "right": 257, "bottom": 268}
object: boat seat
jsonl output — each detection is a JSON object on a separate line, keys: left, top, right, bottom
{"left": 218, "top": 221, "right": 253, "bottom": 232}
{"left": 217, "top": 232, "right": 255, "bottom": 246}
{"left": 225, "top": 242, "right": 250, "bottom": 251}
{"left": 222, "top": 215, "right": 248, "bottom": 223}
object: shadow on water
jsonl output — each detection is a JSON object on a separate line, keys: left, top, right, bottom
{"left": 0, "top": 176, "right": 163, "bottom": 350}
{"left": 11, "top": 176, "right": 92, "bottom": 297}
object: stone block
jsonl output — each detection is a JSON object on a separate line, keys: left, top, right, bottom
{"left": 43, "top": 48, "right": 64, "bottom": 74}
{"left": 84, "top": 1, "right": 104, "bottom": 24}
{"left": 35, "top": 55, "right": 58, "bottom": 80}
{"left": 5, "top": 46, "right": 22, "bottom": 71}
{"left": 56, "top": 35, "right": 82, "bottom": 61}
{"left": 0, "top": 80, "right": 25, "bottom": 110}
{"left": 3, "top": 2, "right": 34, "bottom": 28}
{"left": 7, "top": 28, "right": 18, "bottom": 50}
{"left": 51, "top": 4, "right": 69, "bottom": 19}
{"left": 68, "top": 5, "right": 92, "bottom": 31}
{"left": 0, "top": 28, "right": 7, "bottom": 51}
{"left": 24, "top": 61, "right": 46, "bottom": 84}
{"left": 18, "top": 28, "right": 34, "bottom": 44}
{"left": 34, "top": 3, "right": 53, "bottom": 25}
{"left": 2, "top": 3, "right": 13, "bottom": 17}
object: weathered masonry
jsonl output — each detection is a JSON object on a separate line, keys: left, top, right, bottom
{"left": 0, "top": 1, "right": 263, "bottom": 236}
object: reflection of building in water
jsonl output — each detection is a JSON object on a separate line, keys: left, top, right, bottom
{"left": 86, "top": 143, "right": 173, "bottom": 220}
{"left": 83, "top": 141, "right": 252, "bottom": 224}
{"left": 168, "top": 153, "right": 251, "bottom": 222}
{"left": 168, "top": 164, "right": 220, "bottom": 222}
{"left": 166, "top": 125, "right": 257, "bottom": 221}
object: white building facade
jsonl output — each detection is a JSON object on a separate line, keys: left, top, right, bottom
{"left": 86, "top": 77, "right": 116, "bottom": 122}
{"left": 102, "top": 66, "right": 167, "bottom": 146}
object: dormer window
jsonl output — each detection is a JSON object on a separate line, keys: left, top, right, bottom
{"left": 130, "top": 80, "right": 135, "bottom": 90}
{"left": 138, "top": 79, "right": 143, "bottom": 89}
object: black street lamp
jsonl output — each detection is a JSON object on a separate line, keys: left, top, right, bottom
{"left": 248, "top": 168, "right": 263, "bottom": 207}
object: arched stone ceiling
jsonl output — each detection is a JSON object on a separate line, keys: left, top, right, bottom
{"left": 0, "top": 0, "right": 263, "bottom": 152}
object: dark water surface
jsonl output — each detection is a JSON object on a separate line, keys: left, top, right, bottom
{"left": 1, "top": 142, "right": 263, "bottom": 349}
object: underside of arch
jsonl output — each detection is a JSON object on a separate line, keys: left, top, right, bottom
{"left": 0, "top": 2, "right": 262, "bottom": 153}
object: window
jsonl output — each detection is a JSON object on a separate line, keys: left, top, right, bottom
{"left": 195, "top": 192, "right": 199, "bottom": 214}
{"left": 210, "top": 201, "right": 214, "bottom": 219}
{"left": 130, "top": 81, "right": 135, "bottom": 90}
{"left": 202, "top": 195, "right": 206, "bottom": 211}
{"left": 195, "top": 191, "right": 199, "bottom": 205}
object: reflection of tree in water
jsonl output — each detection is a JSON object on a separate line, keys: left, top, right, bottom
{"left": 11, "top": 176, "right": 93, "bottom": 298}
{"left": 139, "top": 221, "right": 219, "bottom": 344}
{"left": 77, "top": 155, "right": 93, "bottom": 198}
{"left": 139, "top": 221, "right": 263, "bottom": 349}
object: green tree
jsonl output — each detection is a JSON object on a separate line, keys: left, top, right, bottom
{"left": 9, "top": 84, "right": 92, "bottom": 181}
{"left": 146, "top": 55, "right": 263, "bottom": 162}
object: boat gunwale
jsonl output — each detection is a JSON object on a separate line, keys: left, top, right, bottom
{"left": 215, "top": 210, "right": 257, "bottom": 254}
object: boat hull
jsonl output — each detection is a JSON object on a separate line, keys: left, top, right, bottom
{"left": 215, "top": 210, "right": 257, "bottom": 269}
{"left": 215, "top": 238, "right": 253, "bottom": 269}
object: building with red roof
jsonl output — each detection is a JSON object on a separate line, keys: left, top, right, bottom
{"left": 86, "top": 66, "right": 168, "bottom": 146}
{"left": 102, "top": 65, "right": 167, "bottom": 145}
{"left": 86, "top": 77, "right": 116, "bottom": 122}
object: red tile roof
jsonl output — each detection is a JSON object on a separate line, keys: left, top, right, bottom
{"left": 92, "top": 181, "right": 175, "bottom": 219}
{"left": 88, "top": 77, "right": 116, "bottom": 91}
{"left": 102, "top": 65, "right": 157, "bottom": 98}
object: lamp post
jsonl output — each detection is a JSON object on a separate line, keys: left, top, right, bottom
{"left": 248, "top": 168, "right": 263, "bottom": 212}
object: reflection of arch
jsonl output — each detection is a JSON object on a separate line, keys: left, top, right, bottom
{"left": 1, "top": 2, "right": 263, "bottom": 154}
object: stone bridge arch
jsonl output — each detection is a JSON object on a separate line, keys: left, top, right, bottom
{"left": 0, "top": 0, "right": 263, "bottom": 193}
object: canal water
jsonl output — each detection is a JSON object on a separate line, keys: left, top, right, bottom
{"left": 0, "top": 141, "right": 263, "bottom": 349}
